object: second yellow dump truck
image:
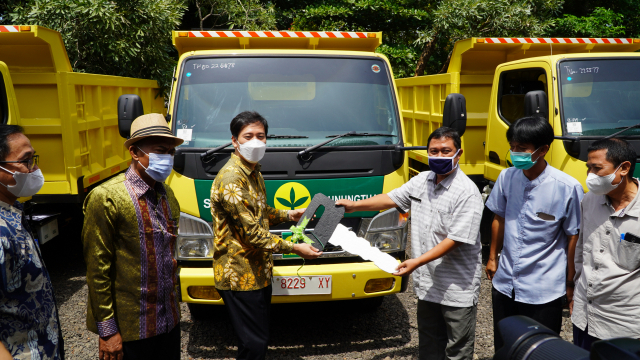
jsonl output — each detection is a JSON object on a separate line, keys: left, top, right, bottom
{"left": 397, "top": 37, "right": 640, "bottom": 190}
{"left": 0, "top": 25, "right": 164, "bottom": 243}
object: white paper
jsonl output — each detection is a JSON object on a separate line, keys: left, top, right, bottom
{"left": 328, "top": 224, "right": 399, "bottom": 274}
{"left": 566, "top": 122, "right": 582, "bottom": 133}
{"left": 177, "top": 128, "right": 193, "bottom": 141}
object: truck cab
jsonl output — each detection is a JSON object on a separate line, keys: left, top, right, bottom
{"left": 164, "top": 31, "right": 411, "bottom": 311}
{"left": 397, "top": 37, "right": 640, "bottom": 191}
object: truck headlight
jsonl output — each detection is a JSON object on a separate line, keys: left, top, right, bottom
{"left": 363, "top": 208, "right": 409, "bottom": 252}
{"left": 176, "top": 212, "right": 214, "bottom": 260}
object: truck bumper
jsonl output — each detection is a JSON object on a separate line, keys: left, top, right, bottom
{"left": 179, "top": 260, "right": 406, "bottom": 304}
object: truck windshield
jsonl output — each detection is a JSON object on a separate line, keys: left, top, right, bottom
{"left": 173, "top": 57, "right": 399, "bottom": 148}
{"left": 559, "top": 59, "right": 640, "bottom": 137}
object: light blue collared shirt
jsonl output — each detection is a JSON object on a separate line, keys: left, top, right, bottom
{"left": 486, "top": 164, "right": 584, "bottom": 304}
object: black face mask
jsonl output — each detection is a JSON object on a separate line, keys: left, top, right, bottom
{"left": 428, "top": 149, "right": 460, "bottom": 175}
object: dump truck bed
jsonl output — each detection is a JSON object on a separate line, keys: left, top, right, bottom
{"left": 0, "top": 25, "right": 164, "bottom": 202}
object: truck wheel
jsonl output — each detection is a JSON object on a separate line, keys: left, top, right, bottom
{"left": 187, "top": 303, "right": 227, "bottom": 321}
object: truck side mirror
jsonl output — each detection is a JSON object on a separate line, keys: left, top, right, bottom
{"left": 443, "top": 93, "right": 467, "bottom": 137}
{"left": 117, "top": 94, "right": 144, "bottom": 138}
{"left": 524, "top": 90, "right": 548, "bottom": 119}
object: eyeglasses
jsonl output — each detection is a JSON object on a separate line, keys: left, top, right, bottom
{"left": 0, "top": 155, "right": 39, "bottom": 171}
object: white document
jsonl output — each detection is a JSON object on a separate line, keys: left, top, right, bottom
{"left": 566, "top": 121, "right": 582, "bottom": 133}
{"left": 328, "top": 224, "right": 399, "bottom": 274}
{"left": 177, "top": 128, "right": 193, "bottom": 141}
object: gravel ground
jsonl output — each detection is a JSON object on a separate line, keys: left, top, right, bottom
{"left": 42, "top": 230, "right": 573, "bottom": 360}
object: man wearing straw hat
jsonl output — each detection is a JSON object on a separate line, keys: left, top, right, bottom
{"left": 82, "top": 114, "right": 184, "bottom": 360}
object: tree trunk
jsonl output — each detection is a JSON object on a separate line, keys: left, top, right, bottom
{"left": 414, "top": 33, "right": 439, "bottom": 77}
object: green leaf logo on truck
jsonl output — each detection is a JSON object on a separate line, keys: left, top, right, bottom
{"left": 274, "top": 183, "right": 311, "bottom": 210}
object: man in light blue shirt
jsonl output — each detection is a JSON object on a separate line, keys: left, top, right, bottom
{"left": 485, "top": 116, "right": 583, "bottom": 352}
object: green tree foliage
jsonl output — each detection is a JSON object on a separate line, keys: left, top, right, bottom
{"left": 551, "top": 7, "right": 626, "bottom": 38}
{"left": 414, "top": 0, "right": 563, "bottom": 75}
{"left": 558, "top": 0, "right": 640, "bottom": 37}
{"left": 190, "top": 0, "right": 276, "bottom": 31}
{"left": 276, "top": 0, "right": 432, "bottom": 78}
{"left": 9, "top": 0, "right": 186, "bottom": 97}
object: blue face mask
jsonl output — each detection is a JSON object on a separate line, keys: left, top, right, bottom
{"left": 510, "top": 147, "right": 541, "bottom": 170}
{"left": 428, "top": 149, "right": 460, "bottom": 175}
{"left": 138, "top": 147, "right": 174, "bottom": 182}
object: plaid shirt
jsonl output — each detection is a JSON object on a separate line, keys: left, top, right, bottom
{"left": 211, "top": 154, "right": 293, "bottom": 291}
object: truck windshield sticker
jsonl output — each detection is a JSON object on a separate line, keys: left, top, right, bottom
{"left": 191, "top": 62, "right": 236, "bottom": 71}
{"left": 177, "top": 128, "right": 192, "bottom": 141}
{"left": 371, "top": 64, "right": 380, "bottom": 73}
{"left": 566, "top": 120, "right": 583, "bottom": 133}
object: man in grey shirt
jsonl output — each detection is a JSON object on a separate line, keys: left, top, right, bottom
{"left": 337, "top": 127, "right": 483, "bottom": 360}
{"left": 573, "top": 138, "right": 640, "bottom": 350}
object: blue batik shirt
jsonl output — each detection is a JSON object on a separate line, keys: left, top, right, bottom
{"left": 486, "top": 164, "right": 584, "bottom": 304}
{"left": 0, "top": 200, "right": 61, "bottom": 360}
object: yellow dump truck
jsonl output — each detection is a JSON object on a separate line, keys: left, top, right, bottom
{"left": 397, "top": 37, "right": 640, "bottom": 191}
{"left": 116, "top": 30, "right": 444, "bottom": 315}
{"left": 0, "top": 25, "right": 164, "bottom": 243}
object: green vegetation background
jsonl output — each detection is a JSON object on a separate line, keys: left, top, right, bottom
{"left": 2, "top": 0, "right": 638, "bottom": 96}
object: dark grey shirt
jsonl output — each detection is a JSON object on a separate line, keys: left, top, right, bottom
{"left": 572, "top": 184, "right": 640, "bottom": 339}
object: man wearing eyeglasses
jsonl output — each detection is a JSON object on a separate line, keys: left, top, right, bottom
{"left": 0, "top": 125, "right": 63, "bottom": 360}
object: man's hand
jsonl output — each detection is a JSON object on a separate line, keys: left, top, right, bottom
{"left": 335, "top": 199, "right": 357, "bottom": 213}
{"left": 566, "top": 282, "right": 575, "bottom": 313}
{"left": 485, "top": 257, "right": 498, "bottom": 280}
{"left": 292, "top": 243, "right": 322, "bottom": 259}
{"left": 0, "top": 342, "right": 12, "bottom": 360}
{"left": 393, "top": 259, "right": 421, "bottom": 276}
{"left": 569, "top": 299, "right": 574, "bottom": 315}
{"left": 99, "top": 332, "right": 123, "bottom": 360}
{"left": 288, "top": 208, "right": 306, "bottom": 222}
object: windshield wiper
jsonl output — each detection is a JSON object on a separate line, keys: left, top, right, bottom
{"left": 200, "top": 142, "right": 233, "bottom": 163}
{"left": 325, "top": 133, "right": 397, "bottom": 138}
{"left": 605, "top": 123, "right": 640, "bottom": 139}
{"left": 267, "top": 134, "right": 309, "bottom": 139}
{"left": 298, "top": 131, "right": 396, "bottom": 159}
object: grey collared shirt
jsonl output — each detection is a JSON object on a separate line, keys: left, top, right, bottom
{"left": 572, "top": 183, "right": 640, "bottom": 339}
{"left": 388, "top": 168, "right": 483, "bottom": 307}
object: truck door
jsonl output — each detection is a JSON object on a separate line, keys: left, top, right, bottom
{"left": 0, "top": 61, "right": 18, "bottom": 124}
{"left": 484, "top": 63, "right": 552, "bottom": 181}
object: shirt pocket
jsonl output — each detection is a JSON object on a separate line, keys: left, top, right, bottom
{"left": 433, "top": 207, "right": 451, "bottom": 237}
{"left": 613, "top": 233, "right": 640, "bottom": 272}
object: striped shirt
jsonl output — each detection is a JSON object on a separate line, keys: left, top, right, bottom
{"left": 82, "top": 167, "right": 180, "bottom": 341}
{"left": 388, "top": 168, "right": 483, "bottom": 307}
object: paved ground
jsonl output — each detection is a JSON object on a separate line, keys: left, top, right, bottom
{"left": 43, "top": 233, "right": 572, "bottom": 360}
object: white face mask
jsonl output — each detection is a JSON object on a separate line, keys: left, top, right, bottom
{"left": 0, "top": 166, "right": 45, "bottom": 198}
{"left": 237, "top": 138, "right": 266, "bottom": 163}
{"left": 586, "top": 164, "right": 623, "bottom": 195}
{"left": 137, "top": 147, "right": 174, "bottom": 182}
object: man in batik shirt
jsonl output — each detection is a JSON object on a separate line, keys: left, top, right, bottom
{"left": 83, "top": 114, "right": 183, "bottom": 360}
{"left": 211, "top": 111, "right": 321, "bottom": 360}
{"left": 0, "top": 125, "right": 63, "bottom": 359}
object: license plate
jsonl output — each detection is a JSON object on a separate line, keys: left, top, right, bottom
{"left": 272, "top": 275, "right": 332, "bottom": 295}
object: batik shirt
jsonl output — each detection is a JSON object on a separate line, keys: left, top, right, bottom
{"left": 0, "top": 200, "right": 61, "bottom": 360}
{"left": 82, "top": 168, "right": 180, "bottom": 342}
{"left": 211, "top": 154, "right": 294, "bottom": 291}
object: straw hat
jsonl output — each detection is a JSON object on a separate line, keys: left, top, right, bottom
{"left": 124, "top": 113, "right": 184, "bottom": 148}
